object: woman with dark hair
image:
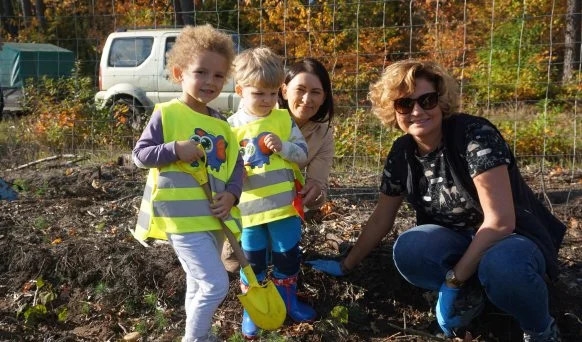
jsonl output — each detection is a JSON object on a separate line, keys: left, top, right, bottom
{"left": 279, "top": 58, "right": 335, "bottom": 210}
{"left": 308, "top": 59, "right": 565, "bottom": 341}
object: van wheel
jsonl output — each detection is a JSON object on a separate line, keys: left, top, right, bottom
{"left": 110, "top": 97, "right": 145, "bottom": 131}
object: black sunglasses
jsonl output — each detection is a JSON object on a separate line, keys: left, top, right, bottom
{"left": 394, "top": 92, "right": 439, "bottom": 114}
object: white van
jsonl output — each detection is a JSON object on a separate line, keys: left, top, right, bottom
{"left": 95, "top": 28, "right": 242, "bottom": 127}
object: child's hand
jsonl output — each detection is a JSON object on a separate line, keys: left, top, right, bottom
{"left": 175, "top": 140, "right": 205, "bottom": 163}
{"left": 211, "top": 191, "right": 236, "bottom": 220}
{"left": 264, "top": 134, "right": 282, "bottom": 153}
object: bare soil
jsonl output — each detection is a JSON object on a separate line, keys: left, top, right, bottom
{"left": 0, "top": 160, "right": 581, "bottom": 342}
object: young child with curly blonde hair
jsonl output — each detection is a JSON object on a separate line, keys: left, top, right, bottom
{"left": 132, "top": 24, "right": 244, "bottom": 342}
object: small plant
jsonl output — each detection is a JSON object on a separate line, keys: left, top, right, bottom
{"left": 227, "top": 334, "right": 245, "bottom": 342}
{"left": 80, "top": 301, "right": 91, "bottom": 316}
{"left": 35, "top": 181, "right": 49, "bottom": 197}
{"left": 330, "top": 305, "right": 349, "bottom": 324}
{"left": 135, "top": 321, "right": 148, "bottom": 336}
{"left": 259, "top": 331, "right": 288, "bottom": 341}
{"left": 33, "top": 217, "right": 49, "bottom": 230}
{"left": 95, "top": 221, "right": 106, "bottom": 232}
{"left": 123, "top": 299, "right": 138, "bottom": 315}
{"left": 94, "top": 281, "right": 107, "bottom": 297}
{"left": 12, "top": 179, "right": 29, "bottom": 192}
{"left": 153, "top": 309, "right": 168, "bottom": 331}
{"left": 143, "top": 292, "right": 158, "bottom": 310}
{"left": 56, "top": 306, "right": 68, "bottom": 322}
{"left": 16, "top": 277, "right": 57, "bottom": 326}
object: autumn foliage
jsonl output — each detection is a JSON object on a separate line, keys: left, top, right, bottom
{"left": 1, "top": 0, "right": 580, "bottom": 159}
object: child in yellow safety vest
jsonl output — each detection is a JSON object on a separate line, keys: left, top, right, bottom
{"left": 227, "top": 47, "right": 314, "bottom": 339}
{"left": 132, "top": 25, "right": 244, "bottom": 342}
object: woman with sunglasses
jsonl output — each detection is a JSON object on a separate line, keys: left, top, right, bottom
{"left": 308, "top": 60, "right": 565, "bottom": 341}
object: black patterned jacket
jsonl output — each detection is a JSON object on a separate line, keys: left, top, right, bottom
{"left": 391, "top": 113, "right": 566, "bottom": 281}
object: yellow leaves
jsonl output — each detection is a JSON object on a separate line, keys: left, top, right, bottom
{"left": 51, "top": 238, "right": 62, "bottom": 245}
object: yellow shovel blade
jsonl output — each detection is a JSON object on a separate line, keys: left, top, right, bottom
{"left": 238, "top": 280, "right": 286, "bottom": 330}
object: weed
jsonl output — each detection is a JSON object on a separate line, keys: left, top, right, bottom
{"left": 135, "top": 321, "right": 148, "bottom": 335}
{"left": 123, "top": 299, "right": 138, "bottom": 315}
{"left": 80, "top": 302, "right": 91, "bottom": 316}
{"left": 33, "top": 217, "right": 49, "bottom": 230}
{"left": 227, "top": 332, "right": 245, "bottom": 341}
{"left": 16, "top": 277, "right": 58, "bottom": 326}
{"left": 12, "top": 179, "right": 29, "bottom": 192}
{"left": 35, "top": 181, "right": 49, "bottom": 197}
{"left": 154, "top": 309, "right": 168, "bottom": 331}
{"left": 95, "top": 221, "right": 106, "bottom": 232}
{"left": 258, "top": 330, "right": 288, "bottom": 341}
{"left": 143, "top": 292, "right": 158, "bottom": 310}
{"left": 94, "top": 281, "right": 107, "bottom": 297}
{"left": 56, "top": 306, "right": 68, "bottom": 322}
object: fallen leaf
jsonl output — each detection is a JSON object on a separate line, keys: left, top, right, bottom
{"left": 51, "top": 238, "right": 62, "bottom": 245}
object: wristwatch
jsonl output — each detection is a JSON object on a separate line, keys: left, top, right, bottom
{"left": 445, "top": 269, "right": 464, "bottom": 288}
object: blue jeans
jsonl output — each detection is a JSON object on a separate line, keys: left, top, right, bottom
{"left": 393, "top": 224, "right": 551, "bottom": 333}
{"left": 240, "top": 216, "right": 302, "bottom": 282}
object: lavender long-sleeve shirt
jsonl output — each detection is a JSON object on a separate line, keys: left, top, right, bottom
{"left": 132, "top": 107, "right": 244, "bottom": 202}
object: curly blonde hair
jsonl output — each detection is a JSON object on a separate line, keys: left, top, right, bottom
{"left": 166, "top": 24, "right": 235, "bottom": 82}
{"left": 368, "top": 60, "right": 460, "bottom": 128}
{"left": 233, "top": 47, "right": 285, "bottom": 89}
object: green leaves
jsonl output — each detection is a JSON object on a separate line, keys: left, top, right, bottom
{"left": 330, "top": 305, "right": 349, "bottom": 324}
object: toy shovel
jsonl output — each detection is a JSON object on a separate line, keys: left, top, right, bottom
{"left": 180, "top": 154, "right": 286, "bottom": 331}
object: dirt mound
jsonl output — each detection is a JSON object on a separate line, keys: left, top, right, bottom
{"left": 0, "top": 161, "right": 581, "bottom": 341}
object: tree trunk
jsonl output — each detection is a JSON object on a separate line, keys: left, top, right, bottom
{"left": 180, "top": 0, "right": 194, "bottom": 26}
{"left": 563, "top": 0, "right": 581, "bottom": 83}
{"left": 2, "top": 0, "right": 18, "bottom": 36}
{"left": 20, "top": 0, "right": 33, "bottom": 25}
{"left": 173, "top": 0, "right": 184, "bottom": 27}
{"left": 35, "top": 0, "right": 46, "bottom": 30}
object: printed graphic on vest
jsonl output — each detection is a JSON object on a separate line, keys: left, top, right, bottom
{"left": 189, "top": 128, "right": 227, "bottom": 171}
{"left": 239, "top": 132, "right": 273, "bottom": 168}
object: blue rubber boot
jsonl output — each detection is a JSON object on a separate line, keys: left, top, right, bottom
{"left": 272, "top": 275, "right": 316, "bottom": 322}
{"left": 240, "top": 282, "right": 259, "bottom": 339}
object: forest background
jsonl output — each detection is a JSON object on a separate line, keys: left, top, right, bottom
{"left": 0, "top": 0, "right": 581, "bottom": 172}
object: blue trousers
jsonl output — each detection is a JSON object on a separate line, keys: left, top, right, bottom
{"left": 240, "top": 216, "right": 302, "bottom": 282}
{"left": 393, "top": 224, "right": 552, "bottom": 333}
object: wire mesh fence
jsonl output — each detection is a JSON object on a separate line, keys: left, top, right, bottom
{"left": 0, "top": 0, "right": 580, "bottom": 209}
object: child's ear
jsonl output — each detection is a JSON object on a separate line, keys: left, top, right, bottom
{"left": 172, "top": 66, "right": 183, "bottom": 83}
{"left": 281, "top": 83, "right": 288, "bottom": 100}
{"left": 235, "top": 84, "right": 244, "bottom": 97}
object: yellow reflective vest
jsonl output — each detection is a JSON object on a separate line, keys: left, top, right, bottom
{"left": 133, "top": 100, "right": 242, "bottom": 241}
{"left": 232, "top": 109, "right": 304, "bottom": 227}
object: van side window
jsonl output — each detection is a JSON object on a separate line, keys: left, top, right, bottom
{"left": 108, "top": 38, "right": 154, "bottom": 67}
{"left": 164, "top": 37, "right": 176, "bottom": 67}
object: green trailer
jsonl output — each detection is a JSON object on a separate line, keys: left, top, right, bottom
{"left": 0, "top": 42, "right": 75, "bottom": 113}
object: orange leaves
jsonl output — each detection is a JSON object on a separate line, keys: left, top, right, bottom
{"left": 320, "top": 201, "right": 335, "bottom": 217}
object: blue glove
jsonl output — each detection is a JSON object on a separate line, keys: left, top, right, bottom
{"left": 436, "top": 282, "right": 462, "bottom": 337}
{"left": 306, "top": 259, "right": 344, "bottom": 276}
{"left": 0, "top": 178, "right": 18, "bottom": 201}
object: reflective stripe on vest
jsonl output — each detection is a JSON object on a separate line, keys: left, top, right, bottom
{"left": 237, "top": 190, "right": 295, "bottom": 215}
{"left": 243, "top": 169, "right": 295, "bottom": 191}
